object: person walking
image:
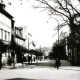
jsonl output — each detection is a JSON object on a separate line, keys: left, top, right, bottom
{"left": 28, "top": 55, "right": 31, "bottom": 65}
{"left": 56, "top": 58, "right": 61, "bottom": 70}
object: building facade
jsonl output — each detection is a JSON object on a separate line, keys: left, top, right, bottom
{"left": 0, "top": 3, "right": 14, "bottom": 65}
{"left": 14, "top": 27, "right": 26, "bottom": 63}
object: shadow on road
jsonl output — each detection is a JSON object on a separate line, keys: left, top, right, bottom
{"left": 6, "top": 78, "right": 35, "bottom": 80}
{"left": 6, "top": 78, "right": 47, "bottom": 80}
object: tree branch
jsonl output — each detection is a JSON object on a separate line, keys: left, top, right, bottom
{"left": 67, "top": 0, "right": 80, "bottom": 14}
{"left": 36, "top": 0, "right": 69, "bottom": 19}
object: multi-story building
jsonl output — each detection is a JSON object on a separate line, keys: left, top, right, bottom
{"left": 14, "top": 27, "right": 26, "bottom": 63}
{"left": 0, "top": 3, "right": 14, "bottom": 65}
{"left": 0, "top": 3, "right": 27, "bottom": 67}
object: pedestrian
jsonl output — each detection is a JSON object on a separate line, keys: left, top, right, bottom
{"left": 34, "top": 57, "right": 35, "bottom": 62}
{"left": 2, "top": 55, "right": 7, "bottom": 67}
{"left": 28, "top": 55, "right": 30, "bottom": 64}
{"left": 8, "top": 56, "right": 12, "bottom": 65}
{"left": 56, "top": 58, "right": 61, "bottom": 70}
{"left": 28, "top": 55, "right": 32, "bottom": 64}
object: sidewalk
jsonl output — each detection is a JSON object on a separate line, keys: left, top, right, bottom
{"left": 0, "top": 59, "right": 80, "bottom": 80}
{"left": 1, "top": 59, "right": 47, "bottom": 69}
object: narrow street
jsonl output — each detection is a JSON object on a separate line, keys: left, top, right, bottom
{"left": 0, "top": 59, "right": 80, "bottom": 80}
{"left": 0, "top": 0, "right": 80, "bottom": 80}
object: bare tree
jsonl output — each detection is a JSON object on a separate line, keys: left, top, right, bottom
{"left": 34, "top": 0, "right": 80, "bottom": 33}
{"left": 34, "top": 0, "right": 80, "bottom": 61}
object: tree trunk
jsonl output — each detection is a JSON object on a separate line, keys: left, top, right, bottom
{"left": 11, "top": 51, "right": 15, "bottom": 68}
{"left": 13, "top": 56, "right": 15, "bottom": 68}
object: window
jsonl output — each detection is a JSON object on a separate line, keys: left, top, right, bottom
{"left": 1, "top": 29, "right": 3, "bottom": 40}
{"left": 8, "top": 32, "right": 10, "bottom": 41}
{"left": 20, "top": 30, "right": 22, "bottom": 37}
{"left": 5, "top": 31, "right": 7, "bottom": 41}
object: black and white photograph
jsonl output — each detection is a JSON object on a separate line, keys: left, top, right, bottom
{"left": 0, "top": 0, "right": 80, "bottom": 80}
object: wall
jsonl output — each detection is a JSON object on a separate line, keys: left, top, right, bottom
{"left": 0, "top": 12, "right": 11, "bottom": 42}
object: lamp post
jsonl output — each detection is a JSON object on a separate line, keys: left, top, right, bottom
{"left": 51, "top": 18, "right": 60, "bottom": 56}
{"left": 27, "top": 33, "right": 32, "bottom": 64}
{"left": 47, "top": 17, "right": 60, "bottom": 68}
{"left": 28, "top": 33, "right": 32, "bottom": 50}
{"left": 53, "top": 18, "right": 61, "bottom": 68}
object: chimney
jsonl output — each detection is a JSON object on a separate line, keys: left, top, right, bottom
{"left": 0, "top": 3, "right": 5, "bottom": 9}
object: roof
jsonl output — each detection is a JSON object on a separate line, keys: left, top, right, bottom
{"left": 15, "top": 27, "right": 23, "bottom": 30}
{"left": 0, "top": 3, "right": 13, "bottom": 19}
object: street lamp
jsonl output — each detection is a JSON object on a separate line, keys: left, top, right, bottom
{"left": 47, "top": 17, "right": 61, "bottom": 68}
{"left": 27, "top": 33, "right": 32, "bottom": 64}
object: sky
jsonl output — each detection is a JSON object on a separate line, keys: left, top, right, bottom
{"left": 5, "top": 0, "right": 70, "bottom": 48}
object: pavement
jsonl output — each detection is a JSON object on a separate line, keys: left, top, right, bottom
{"left": 0, "top": 59, "right": 80, "bottom": 80}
